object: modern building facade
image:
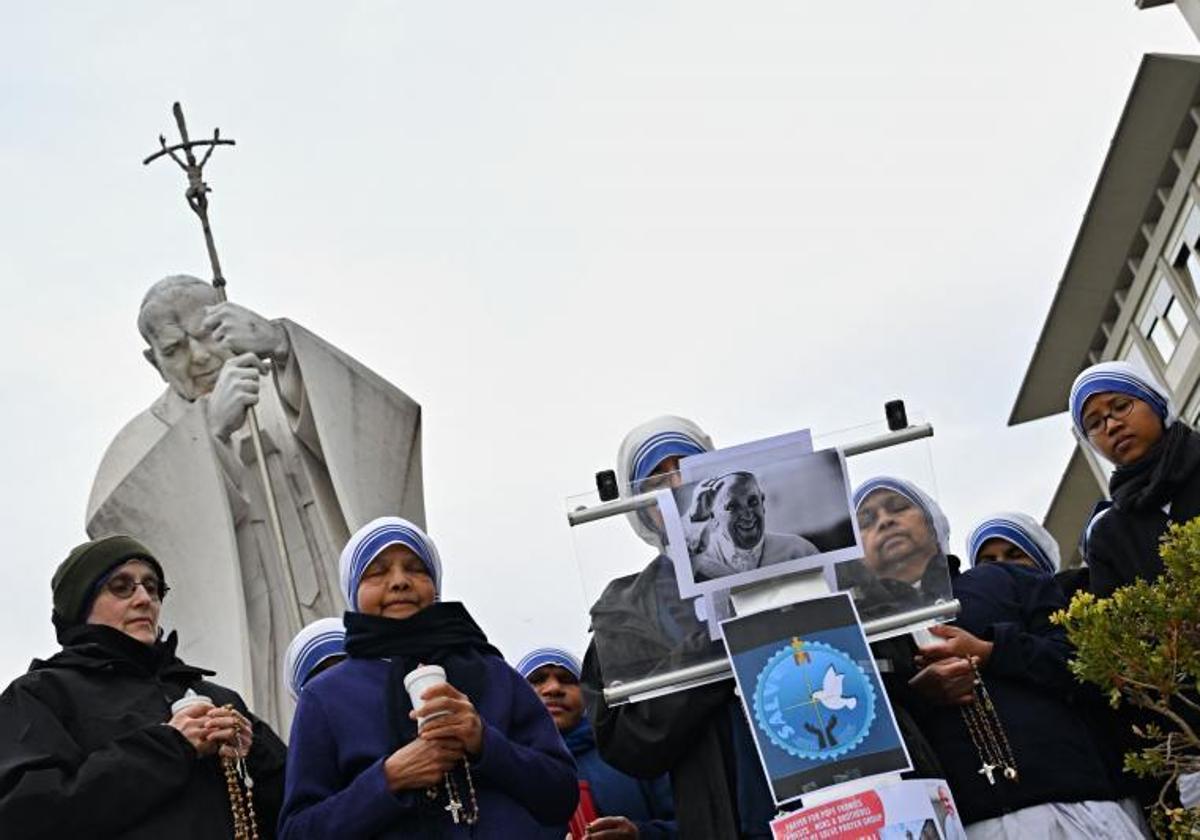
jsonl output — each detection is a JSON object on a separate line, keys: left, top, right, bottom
{"left": 1011, "top": 53, "right": 1200, "bottom": 566}
{"left": 1140, "top": 0, "right": 1200, "bottom": 42}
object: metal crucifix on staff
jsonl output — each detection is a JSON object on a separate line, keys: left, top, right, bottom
{"left": 144, "top": 102, "right": 303, "bottom": 634}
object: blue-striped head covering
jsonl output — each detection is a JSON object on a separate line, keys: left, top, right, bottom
{"left": 1068, "top": 360, "right": 1174, "bottom": 440}
{"left": 283, "top": 617, "right": 346, "bottom": 699}
{"left": 339, "top": 516, "right": 442, "bottom": 610}
{"left": 628, "top": 432, "right": 707, "bottom": 486}
{"left": 853, "top": 476, "right": 950, "bottom": 556}
{"left": 515, "top": 647, "right": 582, "bottom": 680}
{"left": 616, "top": 415, "right": 714, "bottom": 546}
{"left": 966, "top": 512, "right": 1060, "bottom": 575}
{"left": 617, "top": 415, "right": 714, "bottom": 490}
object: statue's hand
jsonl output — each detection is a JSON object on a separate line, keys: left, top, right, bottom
{"left": 202, "top": 302, "right": 290, "bottom": 363}
{"left": 207, "top": 353, "right": 267, "bottom": 442}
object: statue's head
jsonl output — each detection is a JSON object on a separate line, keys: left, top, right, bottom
{"left": 138, "top": 275, "right": 229, "bottom": 400}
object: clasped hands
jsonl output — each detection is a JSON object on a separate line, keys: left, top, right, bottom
{"left": 908, "top": 624, "right": 993, "bottom": 707}
{"left": 385, "top": 683, "right": 484, "bottom": 792}
{"left": 201, "top": 302, "right": 291, "bottom": 441}
{"left": 168, "top": 702, "right": 254, "bottom": 759}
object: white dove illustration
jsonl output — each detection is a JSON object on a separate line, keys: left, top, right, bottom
{"left": 811, "top": 665, "right": 858, "bottom": 711}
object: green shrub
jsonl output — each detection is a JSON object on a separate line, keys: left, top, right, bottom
{"left": 1053, "top": 518, "right": 1200, "bottom": 837}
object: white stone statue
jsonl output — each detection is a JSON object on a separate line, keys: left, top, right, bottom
{"left": 87, "top": 275, "right": 424, "bottom": 733}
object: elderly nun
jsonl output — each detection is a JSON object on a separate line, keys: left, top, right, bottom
{"left": 283, "top": 617, "right": 347, "bottom": 701}
{"left": 279, "top": 517, "right": 577, "bottom": 839}
{"left": 829, "top": 477, "right": 956, "bottom": 781}
{"left": 1069, "top": 360, "right": 1200, "bottom": 596}
{"left": 582, "top": 415, "right": 783, "bottom": 839}
{"left": 901, "top": 513, "right": 1146, "bottom": 837}
{"left": 836, "top": 475, "right": 955, "bottom": 622}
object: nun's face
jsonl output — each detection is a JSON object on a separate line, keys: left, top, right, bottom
{"left": 975, "top": 538, "right": 1037, "bottom": 570}
{"left": 527, "top": 664, "right": 585, "bottom": 732}
{"left": 856, "top": 489, "right": 938, "bottom": 583}
{"left": 1082, "top": 392, "right": 1165, "bottom": 466}
{"left": 356, "top": 545, "right": 436, "bottom": 619}
{"left": 636, "top": 455, "right": 684, "bottom": 534}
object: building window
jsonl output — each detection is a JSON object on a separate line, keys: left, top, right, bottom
{"left": 1140, "top": 274, "right": 1189, "bottom": 362}
{"left": 1173, "top": 243, "right": 1200, "bottom": 301}
{"left": 1172, "top": 199, "right": 1200, "bottom": 301}
{"left": 1122, "top": 334, "right": 1152, "bottom": 374}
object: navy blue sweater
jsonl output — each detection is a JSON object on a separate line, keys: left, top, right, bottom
{"left": 909, "top": 563, "right": 1118, "bottom": 825}
{"left": 534, "top": 718, "right": 677, "bottom": 839}
{"left": 279, "top": 655, "right": 578, "bottom": 838}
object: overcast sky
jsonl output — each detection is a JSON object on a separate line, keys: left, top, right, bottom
{"left": 2, "top": 2, "right": 1196, "bottom": 689}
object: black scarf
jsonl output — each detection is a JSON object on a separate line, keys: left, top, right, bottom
{"left": 343, "top": 602, "right": 501, "bottom": 748}
{"left": 31, "top": 625, "right": 213, "bottom": 702}
{"left": 66, "top": 623, "right": 174, "bottom": 666}
{"left": 1109, "top": 422, "right": 1200, "bottom": 513}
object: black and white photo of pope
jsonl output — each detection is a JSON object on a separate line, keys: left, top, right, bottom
{"left": 659, "top": 435, "right": 861, "bottom": 598}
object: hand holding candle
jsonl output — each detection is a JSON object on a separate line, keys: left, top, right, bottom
{"left": 168, "top": 690, "right": 217, "bottom": 756}
{"left": 406, "top": 666, "right": 483, "bottom": 758}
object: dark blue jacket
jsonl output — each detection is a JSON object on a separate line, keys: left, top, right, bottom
{"left": 279, "top": 655, "right": 578, "bottom": 838}
{"left": 534, "top": 718, "right": 677, "bottom": 839}
{"left": 909, "top": 563, "right": 1118, "bottom": 825}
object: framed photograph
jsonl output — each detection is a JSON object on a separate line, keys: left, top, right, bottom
{"left": 661, "top": 437, "right": 861, "bottom": 598}
{"left": 722, "top": 592, "right": 911, "bottom": 804}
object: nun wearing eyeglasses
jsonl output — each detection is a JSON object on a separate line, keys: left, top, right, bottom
{"left": 0, "top": 535, "right": 287, "bottom": 839}
{"left": 582, "top": 416, "right": 779, "bottom": 839}
{"left": 901, "top": 513, "right": 1146, "bottom": 838}
{"left": 278, "top": 517, "right": 577, "bottom": 839}
{"left": 1070, "top": 360, "right": 1200, "bottom": 597}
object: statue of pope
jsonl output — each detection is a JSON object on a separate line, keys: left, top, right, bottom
{"left": 87, "top": 275, "right": 424, "bottom": 732}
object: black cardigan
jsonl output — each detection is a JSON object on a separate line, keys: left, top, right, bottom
{"left": 908, "top": 563, "right": 1118, "bottom": 825}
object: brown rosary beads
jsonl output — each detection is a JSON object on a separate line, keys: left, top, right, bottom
{"left": 219, "top": 704, "right": 259, "bottom": 840}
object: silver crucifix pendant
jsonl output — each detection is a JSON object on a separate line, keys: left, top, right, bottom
{"left": 237, "top": 756, "right": 254, "bottom": 789}
{"left": 978, "top": 762, "right": 998, "bottom": 785}
{"left": 446, "top": 797, "right": 464, "bottom": 824}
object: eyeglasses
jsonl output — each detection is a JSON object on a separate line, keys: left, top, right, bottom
{"left": 102, "top": 574, "right": 170, "bottom": 602}
{"left": 1083, "top": 396, "right": 1135, "bottom": 437}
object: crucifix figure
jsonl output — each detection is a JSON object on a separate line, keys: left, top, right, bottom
{"left": 978, "top": 762, "right": 998, "bottom": 785}
{"left": 86, "top": 104, "right": 426, "bottom": 733}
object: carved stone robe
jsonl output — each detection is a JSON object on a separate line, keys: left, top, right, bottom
{"left": 86, "top": 321, "right": 424, "bottom": 734}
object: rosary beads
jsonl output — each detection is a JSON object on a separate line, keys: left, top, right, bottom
{"left": 425, "top": 760, "right": 480, "bottom": 825}
{"left": 959, "top": 659, "right": 1019, "bottom": 786}
{"left": 219, "top": 704, "right": 259, "bottom": 840}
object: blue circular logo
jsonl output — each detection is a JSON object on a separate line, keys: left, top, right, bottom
{"left": 752, "top": 639, "right": 876, "bottom": 760}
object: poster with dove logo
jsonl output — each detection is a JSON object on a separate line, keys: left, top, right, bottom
{"left": 722, "top": 592, "right": 910, "bottom": 804}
